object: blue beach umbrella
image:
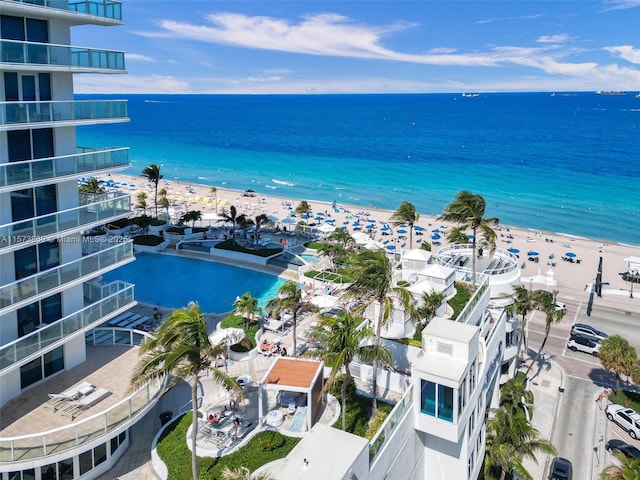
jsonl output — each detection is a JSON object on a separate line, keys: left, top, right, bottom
{"left": 565, "top": 252, "right": 577, "bottom": 258}
{"left": 366, "top": 224, "right": 374, "bottom": 230}
{"left": 397, "top": 229, "right": 407, "bottom": 234}
{"left": 368, "top": 218, "right": 377, "bottom": 223}
{"left": 507, "top": 248, "right": 520, "bottom": 254}
{"left": 431, "top": 234, "right": 441, "bottom": 240}
{"left": 527, "top": 251, "right": 539, "bottom": 256}
{"left": 386, "top": 245, "right": 396, "bottom": 250}
{"left": 432, "top": 228, "right": 440, "bottom": 233}
{"left": 415, "top": 226, "right": 425, "bottom": 231}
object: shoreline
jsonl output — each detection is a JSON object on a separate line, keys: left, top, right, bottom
{"left": 98, "top": 172, "right": 639, "bottom": 307}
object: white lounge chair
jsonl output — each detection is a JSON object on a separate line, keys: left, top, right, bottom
{"left": 60, "top": 388, "right": 110, "bottom": 419}
{"left": 43, "top": 381, "right": 94, "bottom": 412}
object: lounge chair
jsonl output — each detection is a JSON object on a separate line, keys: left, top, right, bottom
{"left": 60, "top": 388, "right": 110, "bottom": 419}
{"left": 43, "top": 381, "right": 94, "bottom": 412}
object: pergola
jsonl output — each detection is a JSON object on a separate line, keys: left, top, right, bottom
{"left": 258, "top": 358, "right": 325, "bottom": 432}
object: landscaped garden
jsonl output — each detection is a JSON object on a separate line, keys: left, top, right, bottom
{"left": 220, "top": 314, "right": 260, "bottom": 352}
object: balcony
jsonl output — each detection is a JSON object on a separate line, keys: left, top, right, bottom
{"left": 0, "top": 332, "right": 165, "bottom": 465}
{"left": 0, "top": 100, "right": 128, "bottom": 131}
{"left": 0, "top": 281, "right": 135, "bottom": 373}
{"left": 1, "top": 39, "right": 125, "bottom": 73}
{"left": 0, "top": 147, "right": 129, "bottom": 192}
{"left": 0, "top": 192, "right": 131, "bottom": 252}
{"left": 0, "top": 240, "right": 134, "bottom": 314}
{"left": 2, "top": 0, "right": 123, "bottom": 24}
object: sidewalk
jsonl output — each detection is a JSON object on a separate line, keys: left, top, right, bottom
{"left": 521, "top": 357, "right": 564, "bottom": 480}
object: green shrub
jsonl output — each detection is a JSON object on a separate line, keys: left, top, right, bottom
{"left": 106, "top": 218, "right": 130, "bottom": 229}
{"left": 328, "top": 374, "right": 356, "bottom": 402}
{"left": 305, "top": 241, "right": 325, "bottom": 250}
{"left": 450, "top": 281, "right": 472, "bottom": 320}
{"left": 156, "top": 414, "right": 300, "bottom": 480}
{"left": 365, "top": 411, "right": 388, "bottom": 440}
{"left": 214, "top": 239, "right": 282, "bottom": 257}
{"left": 219, "top": 314, "right": 259, "bottom": 351}
{"left": 132, "top": 234, "right": 164, "bottom": 246}
{"left": 397, "top": 280, "right": 410, "bottom": 287}
{"left": 149, "top": 218, "right": 167, "bottom": 226}
{"left": 609, "top": 390, "right": 640, "bottom": 412}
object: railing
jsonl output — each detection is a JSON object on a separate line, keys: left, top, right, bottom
{"left": 434, "top": 244, "right": 519, "bottom": 276}
{"left": 0, "top": 241, "right": 133, "bottom": 312}
{"left": 0, "top": 100, "right": 128, "bottom": 128}
{"left": 0, "top": 147, "right": 129, "bottom": 190}
{"left": 369, "top": 387, "right": 413, "bottom": 464}
{"left": 0, "top": 39, "right": 125, "bottom": 70}
{"left": 0, "top": 281, "right": 134, "bottom": 372}
{"left": 0, "top": 192, "right": 131, "bottom": 249}
{"left": 455, "top": 272, "right": 489, "bottom": 325}
{"left": 0, "top": 330, "right": 165, "bottom": 463}
{"left": 6, "top": 0, "right": 123, "bottom": 21}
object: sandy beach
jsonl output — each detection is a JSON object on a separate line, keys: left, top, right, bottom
{"left": 98, "top": 172, "right": 639, "bottom": 310}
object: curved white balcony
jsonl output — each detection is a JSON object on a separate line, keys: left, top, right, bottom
{"left": 2, "top": 0, "right": 123, "bottom": 25}
{"left": 0, "top": 330, "right": 165, "bottom": 466}
{"left": 0, "top": 240, "right": 134, "bottom": 314}
{"left": 1, "top": 39, "right": 125, "bottom": 73}
{"left": 0, "top": 147, "right": 129, "bottom": 192}
{"left": 0, "top": 192, "right": 131, "bottom": 252}
{"left": 0, "top": 281, "right": 135, "bottom": 373}
{"left": 0, "top": 100, "right": 128, "bottom": 131}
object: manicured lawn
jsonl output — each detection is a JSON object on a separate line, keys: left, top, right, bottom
{"left": 156, "top": 413, "right": 300, "bottom": 480}
{"left": 450, "top": 281, "right": 472, "bottom": 320}
{"left": 219, "top": 314, "right": 260, "bottom": 351}
{"left": 608, "top": 389, "right": 640, "bottom": 412}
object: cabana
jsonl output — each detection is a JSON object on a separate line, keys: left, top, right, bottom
{"left": 258, "top": 358, "right": 325, "bottom": 432}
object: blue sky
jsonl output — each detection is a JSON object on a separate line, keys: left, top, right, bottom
{"left": 72, "top": 0, "right": 640, "bottom": 94}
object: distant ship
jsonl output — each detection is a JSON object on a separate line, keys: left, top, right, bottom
{"left": 595, "top": 90, "right": 626, "bottom": 96}
{"left": 461, "top": 93, "right": 480, "bottom": 98}
{"left": 550, "top": 93, "right": 578, "bottom": 97}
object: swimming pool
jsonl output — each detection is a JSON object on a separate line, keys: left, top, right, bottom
{"left": 100, "top": 253, "right": 286, "bottom": 313}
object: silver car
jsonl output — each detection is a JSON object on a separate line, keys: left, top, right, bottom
{"left": 570, "top": 323, "right": 608, "bottom": 342}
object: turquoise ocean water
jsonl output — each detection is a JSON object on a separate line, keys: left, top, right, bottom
{"left": 78, "top": 93, "right": 640, "bottom": 245}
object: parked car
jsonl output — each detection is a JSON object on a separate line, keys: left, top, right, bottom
{"left": 570, "top": 323, "right": 608, "bottom": 342}
{"left": 605, "top": 438, "right": 640, "bottom": 459}
{"left": 606, "top": 404, "right": 640, "bottom": 439}
{"left": 555, "top": 301, "right": 567, "bottom": 312}
{"left": 567, "top": 335, "right": 600, "bottom": 356}
{"left": 548, "top": 456, "right": 573, "bottom": 480}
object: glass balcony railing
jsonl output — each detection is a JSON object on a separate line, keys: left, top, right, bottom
{"left": 0, "top": 147, "right": 129, "bottom": 190}
{"left": 369, "top": 387, "right": 413, "bottom": 465}
{"left": 7, "top": 0, "right": 123, "bottom": 22}
{"left": 0, "top": 100, "right": 128, "bottom": 128}
{"left": 0, "top": 331, "right": 164, "bottom": 463}
{"left": 0, "top": 192, "right": 131, "bottom": 249}
{"left": 1, "top": 39, "right": 125, "bottom": 71}
{"left": 0, "top": 241, "right": 133, "bottom": 312}
{"left": 0, "top": 281, "right": 134, "bottom": 372}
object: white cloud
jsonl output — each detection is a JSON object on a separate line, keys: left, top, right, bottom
{"left": 75, "top": 75, "right": 190, "bottom": 94}
{"left": 537, "top": 34, "right": 571, "bottom": 44}
{"left": 603, "top": 45, "right": 640, "bottom": 64}
{"left": 601, "top": 0, "right": 640, "bottom": 10}
{"left": 126, "top": 53, "right": 155, "bottom": 62}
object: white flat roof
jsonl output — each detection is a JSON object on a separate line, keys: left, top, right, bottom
{"left": 425, "top": 318, "right": 477, "bottom": 344}
{"left": 419, "top": 264, "right": 455, "bottom": 278}
{"left": 263, "top": 423, "right": 368, "bottom": 480}
{"left": 413, "top": 352, "right": 468, "bottom": 383}
{"left": 403, "top": 249, "right": 432, "bottom": 261}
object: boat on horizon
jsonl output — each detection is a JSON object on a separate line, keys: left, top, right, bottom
{"left": 461, "top": 92, "right": 480, "bottom": 98}
{"left": 550, "top": 93, "right": 578, "bottom": 97}
{"left": 595, "top": 90, "right": 626, "bottom": 96}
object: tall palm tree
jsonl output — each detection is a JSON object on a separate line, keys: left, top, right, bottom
{"left": 600, "top": 451, "right": 640, "bottom": 479}
{"left": 500, "top": 372, "right": 534, "bottom": 419}
{"left": 222, "top": 205, "right": 239, "bottom": 231}
{"left": 233, "top": 292, "right": 262, "bottom": 331}
{"left": 304, "top": 310, "right": 391, "bottom": 430}
{"left": 295, "top": 200, "right": 311, "bottom": 216}
{"left": 210, "top": 186, "right": 218, "bottom": 213}
{"left": 416, "top": 290, "right": 446, "bottom": 330}
{"left": 445, "top": 226, "right": 469, "bottom": 245}
{"left": 342, "top": 248, "right": 414, "bottom": 412}
{"left": 266, "top": 281, "right": 305, "bottom": 357}
{"left": 135, "top": 191, "right": 148, "bottom": 215}
{"left": 525, "top": 290, "right": 564, "bottom": 377}
{"left": 437, "top": 190, "right": 499, "bottom": 287}
{"left": 505, "top": 285, "right": 539, "bottom": 374}
{"left": 78, "top": 177, "right": 105, "bottom": 194}
{"left": 316, "top": 242, "right": 347, "bottom": 272}
{"left": 484, "top": 405, "right": 557, "bottom": 480}
{"left": 327, "top": 228, "right": 353, "bottom": 247}
{"left": 389, "top": 201, "right": 419, "bottom": 246}
{"left": 142, "top": 163, "right": 163, "bottom": 217}
{"left": 130, "top": 301, "right": 242, "bottom": 480}
{"left": 599, "top": 335, "right": 638, "bottom": 392}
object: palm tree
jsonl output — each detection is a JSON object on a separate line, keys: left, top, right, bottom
{"left": 210, "top": 186, "right": 218, "bottom": 213}
{"left": 500, "top": 372, "right": 534, "bottom": 419}
{"left": 484, "top": 405, "right": 557, "bottom": 480}
{"left": 295, "top": 200, "right": 311, "bottom": 216}
{"left": 342, "top": 248, "right": 414, "bottom": 412}
{"left": 78, "top": 177, "right": 105, "bottom": 194}
{"left": 220, "top": 466, "right": 272, "bottom": 480}
{"left": 505, "top": 284, "right": 538, "bottom": 373}
{"left": 599, "top": 335, "right": 638, "bottom": 392}
{"left": 180, "top": 210, "right": 202, "bottom": 228}
{"left": 135, "top": 191, "right": 148, "bottom": 215}
{"left": 445, "top": 226, "right": 469, "bottom": 245}
{"left": 316, "top": 242, "right": 347, "bottom": 272}
{"left": 130, "top": 302, "right": 242, "bottom": 480}
{"left": 600, "top": 451, "right": 640, "bottom": 479}
{"left": 142, "top": 163, "right": 163, "bottom": 217}
{"left": 524, "top": 290, "right": 564, "bottom": 377}
{"left": 222, "top": 205, "right": 239, "bottom": 231}
{"left": 233, "top": 292, "right": 262, "bottom": 331}
{"left": 304, "top": 310, "right": 391, "bottom": 430}
{"left": 416, "top": 290, "right": 446, "bottom": 330}
{"left": 327, "top": 228, "right": 352, "bottom": 247}
{"left": 389, "top": 201, "right": 419, "bottom": 246}
{"left": 266, "top": 280, "right": 306, "bottom": 357}
{"left": 437, "top": 190, "right": 499, "bottom": 287}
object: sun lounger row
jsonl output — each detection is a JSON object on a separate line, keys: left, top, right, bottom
{"left": 43, "top": 381, "right": 94, "bottom": 412}
{"left": 60, "top": 388, "right": 111, "bottom": 419}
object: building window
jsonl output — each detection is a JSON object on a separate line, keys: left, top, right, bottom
{"left": 40, "top": 464, "right": 55, "bottom": 480}
{"left": 420, "top": 379, "right": 454, "bottom": 422}
{"left": 17, "top": 293, "right": 61, "bottom": 337}
{"left": 10, "top": 184, "right": 57, "bottom": 222}
{"left": 8, "top": 469, "right": 35, "bottom": 480}
{"left": 110, "top": 430, "right": 127, "bottom": 455}
{"left": 14, "top": 241, "right": 59, "bottom": 279}
{"left": 19, "top": 345, "right": 64, "bottom": 389}
{"left": 58, "top": 457, "right": 74, "bottom": 480}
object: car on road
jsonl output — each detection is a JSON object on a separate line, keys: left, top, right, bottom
{"left": 605, "top": 438, "right": 640, "bottom": 459}
{"left": 567, "top": 335, "right": 600, "bottom": 356}
{"left": 570, "top": 323, "right": 608, "bottom": 342}
{"left": 555, "top": 301, "right": 567, "bottom": 312}
{"left": 548, "top": 456, "right": 573, "bottom": 479}
{"left": 605, "top": 404, "right": 640, "bottom": 439}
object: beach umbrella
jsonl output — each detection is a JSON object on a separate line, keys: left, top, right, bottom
{"left": 396, "top": 224, "right": 407, "bottom": 228}
{"left": 507, "top": 248, "right": 520, "bottom": 254}
{"left": 289, "top": 210, "right": 296, "bottom": 216}
{"left": 386, "top": 245, "right": 396, "bottom": 250}
{"left": 280, "top": 217, "right": 297, "bottom": 225}
{"left": 431, "top": 234, "right": 441, "bottom": 240}
{"left": 414, "top": 226, "right": 425, "bottom": 231}
{"left": 565, "top": 252, "right": 577, "bottom": 258}
{"left": 527, "top": 251, "right": 539, "bottom": 256}
{"left": 432, "top": 228, "right": 440, "bottom": 233}
{"left": 365, "top": 224, "right": 375, "bottom": 229}
{"left": 368, "top": 218, "right": 377, "bottom": 223}
{"left": 397, "top": 229, "right": 407, "bottom": 234}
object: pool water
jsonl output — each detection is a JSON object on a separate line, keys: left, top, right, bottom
{"left": 101, "top": 253, "right": 286, "bottom": 313}
{"left": 300, "top": 253, "right": 320, "bottom": 264}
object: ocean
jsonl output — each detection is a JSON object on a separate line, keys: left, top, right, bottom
{"left": 77, "top": 93, "right": 640, "bottom": 245}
